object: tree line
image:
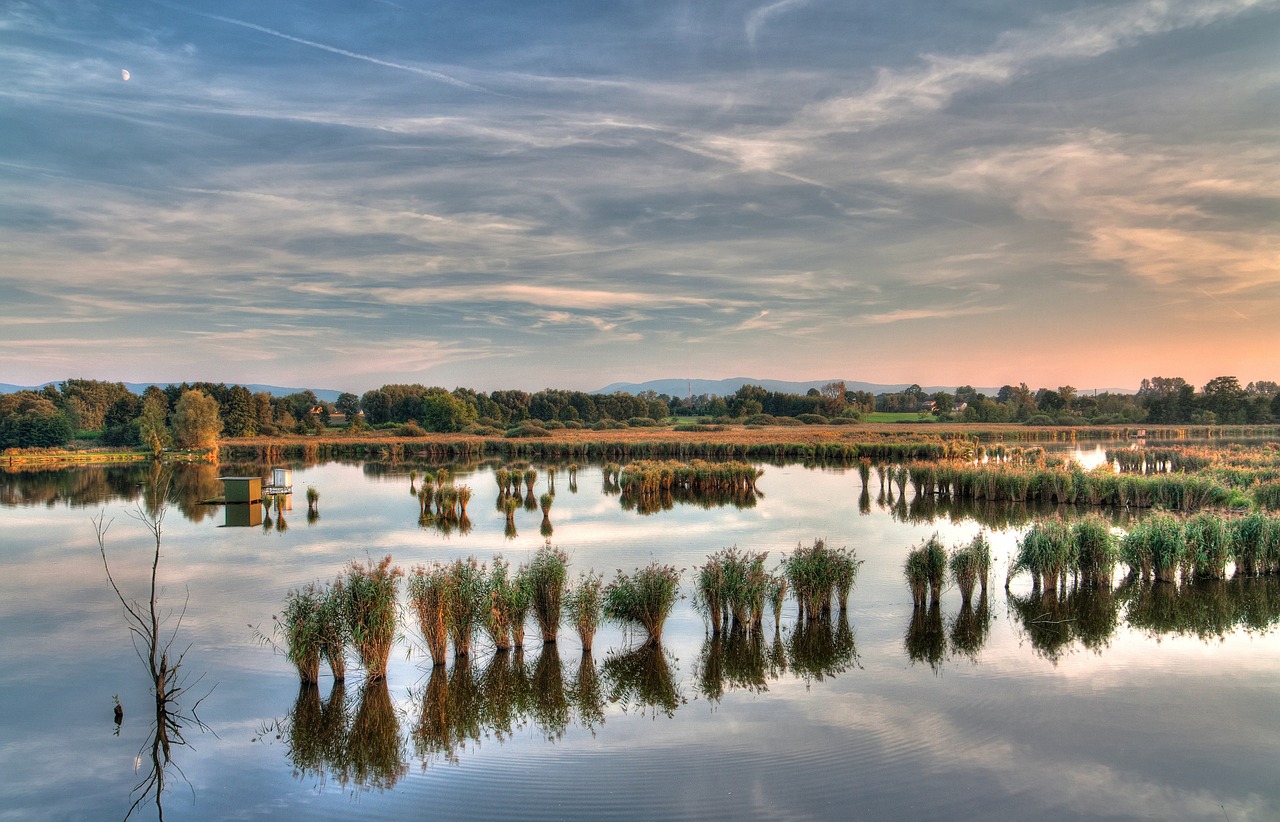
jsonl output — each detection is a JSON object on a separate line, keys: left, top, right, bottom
{"left": 1, "top": 375, "right": 1278, "bottom": 450}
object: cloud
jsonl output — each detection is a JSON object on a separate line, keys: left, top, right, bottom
{"left": 745, "top": 0, "right": 809, "bottom": 47}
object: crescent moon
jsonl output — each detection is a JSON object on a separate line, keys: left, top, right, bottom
{"left": 121, "top": 69, "right": 130, "bottom": 81}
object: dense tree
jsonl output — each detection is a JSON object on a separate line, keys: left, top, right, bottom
{"left": 137, "top": 392, "right": 172, "bottom": 457}
{"left": 420, "top": 389, "right": 477, "bottom": 432}
{"left": 0, "top": 391, "right": 73, "bottom": 448}
{"left": 171, "top": 389, "right": 222, "bottom": 450}
{"left": 335, "top": 392, "right": 360, "bottom": 417}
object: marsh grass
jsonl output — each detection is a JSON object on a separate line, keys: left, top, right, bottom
{"left": 603, "top": 561, "right": 681, "bottom": 646}
{"left": 343, "top": 555, "right": 403, "bottom": 680}
{"left": 480, "top": 558, "right": 517, "bottom": 651}
{"left": 282, "top": 583, "right": 324, "bottom": 684}
{"left": 1012, "top": 519, "right": 1074, "bottom": 590}
{"left": 1184, "top": 511, "right": 1230, "bottom": 579}
{"left": 528, "top": 545, "right": 569, "bottom": 643}
{"left": 564, "top": 571, "right": 603, "bottom": 651}
{"left": 444, "top": 557, "right": 486, "bottom": 658}
{"left": 408, "top": 564, "right": 449, "bottom": 666}
{"left": 1073, "top": 516, "right": 1118, "bottom": 587}
{"left": 903, "top": 534, "right": 947, "bottom": 607}
{"left": 784, "top": 539, "right": 861, "bottom": 619}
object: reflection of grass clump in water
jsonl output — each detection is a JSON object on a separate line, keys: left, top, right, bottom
{"left": 529, "top": 545, "right": 568, "bottom": 643}
{"left": 904, "top": 601, "right": 946, "bottom": 673}
{"left": 788, "top": 612, "right": 858, "bottom": 683}
{"left": 531, "top": 645, "right": 570, "bottom": 740}
{"left": 344, "top": 680, "right": 407, "bottom": 791}
{"left": 603, "top": 644, "right": 682, "bottom": 718}
{"left": 949, "top": 591, "right": 991, "bottom": 661}
{"left": 603, "top": 562, "right": 681, "bottom": 646}
{"left": 343, "top": 556, "right": 403, "bottom": 680}
{"left": 569, "top": 652, "right": 605, "bottom": 734}
{"left": 286, "top": 681, "right": 349, "bottom": 783}
{"left": 564, "top": 571, "right": 603, "bottom": 651}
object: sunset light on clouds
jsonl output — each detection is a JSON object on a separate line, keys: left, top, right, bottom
{"left": 1, "top": 0, "right": 1277, "bottom": 392}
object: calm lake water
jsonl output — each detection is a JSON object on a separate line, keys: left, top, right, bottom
{"left": 1, "top": 456, "right": 1277, "bottom": 821}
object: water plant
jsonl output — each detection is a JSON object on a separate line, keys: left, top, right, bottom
{"left": 306, "top": 485, "right": 319, "bottom": 513}
{"left": 282, "top": 582, "right": 323, "bottom": 684}
{"left": 444, "top": 557, "right": 486, "bottom": 657}
{"left": 318, "top": 580, "right": 348, "bottom": 680}
{"left": 528, "top": 545, "right": 568, "bottom": 643}
{"left": 343, "top": 555, "right": 403, "bottom": 680}
{"left": 408, "top": 564, "right": 449, "bottom": 666}
{"left": 1184, "top": 511, "right": 1230, "bottom": 579}
{"left": 903, "top": 534, "right": 946, "bottom": 607}
{"left": 603, "top": 561, "right": 681, "bottom": 646}
{"left": 481, "top": 557, "right": 517, "bottom": 651}
{"left": 1073, "top": 516, "right": 1117, "bottom": 587}
{"left": 784, "top": 539, "right": 861, "bottom": 619}
{"left": 1012, "top": 519, "right": 1074, "bottom": 591}
{"left": 564, "top": 571, "right": 603, "bottom": 651}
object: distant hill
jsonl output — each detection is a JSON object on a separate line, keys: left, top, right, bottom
{"left": 0, "top": 381, "right": 344, "bottom": 402}
{"left": 597, "top": 377, "right": 996, "bottom": 397}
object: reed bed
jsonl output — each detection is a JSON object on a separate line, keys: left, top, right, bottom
{"left": 603, "top": 561, "right": 681, "bottom": 646}
{"left": 948, "top": 532, "right": 991, "bottom": 605}
{"left": 343, "top": 555, "right": 403, "bottom": 680}
{"left": 481, "top": 557, "right": 520, "bottom": 651}
{"left": 528, "top": 545, "right": 568, "bottom": 643}
{"left": 903, "top": 534, "right": 947, "bottom": 607}
{"left": 784, "top": 539, "right": 861, "bottom": 620}
{"left": 408, "top": 564, "right": 450, "bottom": 666}
{"left": 1073, "top": 516, "right": 1118, "bottom": 587}
{"left": 564, "top": 572, "right": 604, "bottom": 651}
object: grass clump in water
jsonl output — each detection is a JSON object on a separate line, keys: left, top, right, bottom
{"left": 343, "top": 555, "right": 403, "bottom": 680}
{"left": 904, "top": 534, "right": 947, "bottom": 608}
{"left": 564, "top": 571, "right": 604, "bottom": 651}
{"left": 784, "top": 539, "right": 860, "bottom": 620}
{"left": 528, "top": 545, "right": 569, "bottom": 643}
{"left": 603, "top": 562, "right": 681, "bottom": 646}
{"left": 408, "top": 564, "right": 450, "bottom": 666}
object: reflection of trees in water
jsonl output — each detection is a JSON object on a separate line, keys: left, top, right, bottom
{"left": 1118, "top": 575, "right": 1280, "bottom": 641}
{"left": 96, "top": 501, "right": 212, "bottom": 820}
{"left": 904, "top": 602, "right": 946, "bottom": 673}
{"left": 1007, "top": 583, "right": 1120, "bottom": 663}
{"left": 603, "top": 645, "right": 683, "bottom": 718}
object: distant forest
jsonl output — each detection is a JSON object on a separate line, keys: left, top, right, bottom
{"left": 2, "top": 376, "right": 1278, "bottom": 450}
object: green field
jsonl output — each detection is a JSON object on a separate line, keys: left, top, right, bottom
{"left": 861, "top": 412, "right": 936, "bottom": 423}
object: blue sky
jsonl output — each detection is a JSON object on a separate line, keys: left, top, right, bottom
{"left": 2, "top": 0, "right": 1277, "bottom": 393}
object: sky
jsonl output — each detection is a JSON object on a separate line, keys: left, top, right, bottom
{"left": 2, "top": 0, "right": 1278, "bottom": 394}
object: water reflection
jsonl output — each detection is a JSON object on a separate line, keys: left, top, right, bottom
{"left": 603, "top": 644, "right": 683, "bottom": 717}
{"left": 949, "top": 592, "right": 993, "bottom": 662}
{"left": 96, "top": 502, "right": 212, "bottom": 818}
{"left": 1118, "top": 575, "right": 1280, "bottom": 640}
{"left": 904, "top": 602, "right": 946, "bottom": 673}
{"left": 285, "top": 680, "right": 407, "bottom": 791}
{"left": 1007, "top": 583, "right": 1120, "bottom": 663}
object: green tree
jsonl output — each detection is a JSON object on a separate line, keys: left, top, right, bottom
{"left": 420, "top": 389, "right": 477, "bottom": 432}
{"left": 170, "top": 389, "right": 222, "bottom": 450}
{"left": 222, "top": 385, "right": 257, "bottom": 437}
{"left": 335, "top": 392, "right": 360, "bottom": 417}
{"left": 137, "top": 393, "right": 172, "bottom": 457}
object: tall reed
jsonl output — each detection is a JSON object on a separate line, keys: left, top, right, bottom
{"left": 528, "top": 545, "right": 568, "bottom": 643}
{"left": 282, "top": 582, "right": 323, "bottom": 684}
{"left": 603, "top": 562, "right": 681, "bottom": 646}
{"left": 564, "top": 571, "right": 604, "bottom": 651}
{"left": 444, "top": 557, "right": 486, "bottom": 658}
{"left": 343, "top": 555, "right": 403, "bottom": 680}
{"left": 408, "top": 564, "right": 449, "bottom": 666}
